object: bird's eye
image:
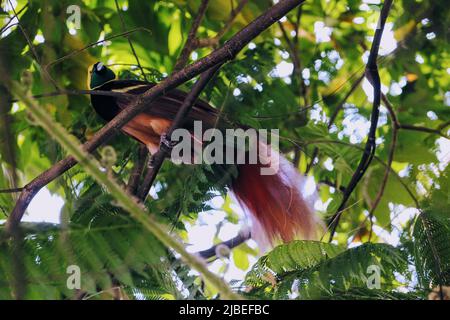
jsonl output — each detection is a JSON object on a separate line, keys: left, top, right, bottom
{"left": 96, "top": 62, "right": 105, "bottom": 72}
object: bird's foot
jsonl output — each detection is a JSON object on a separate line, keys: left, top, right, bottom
{"left": 160, "top": 133, "right": 177, "bottom": 151}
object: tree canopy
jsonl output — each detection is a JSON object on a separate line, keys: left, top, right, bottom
{"left": 0, "top": 0, "right": 448, "bottom": 300}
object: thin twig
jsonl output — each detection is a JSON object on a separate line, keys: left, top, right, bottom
{"left": 43, "top": 28, "right": 152, "bottom": 75}
{"left": 114, "top": 0, "right": 148, "bottom": 81}
{"left": 327, "top": 0, "right": 393, "bottom": 242}
{"left": 173, "top": 0, "right": 210, "bottom": 72}
{"left": 293, "top": 147, "right": 301, "bottom": 167}
{"left": 9, "top": 88, "right": 135, "bottom": 102}
{"left": 368, "top": 98, "right": 399, "bottom": 241}
{"left": 304, "top": 148, "right": 318, "bottom": 174}
{"left": 0, "top": 2, "right": 28, "bottom": 34}
{"left": 277, "top": 6, "right": 313, "bottom": 173}
{"left": 382, "top": 93, "right": 448, "bottom": 138}
{"left": 197, "top": 229, "right": 251, "bottom": 260}
{"left": 278, "top": 18, "right": 306, "bottom": 103}
{"left": 126, "top": 145, "right": 148, "bottom": 195}
{"left": 139, "top": 0, "right": 224, "bottom": 199}
{"left": 437, "top": 120, "right": 450, "bottom": 131}
{"left": 7, "top": 0, "right": 59, "bottom": 89}
{"left": 0, "top": 187, "right": 24, "bottom": 194}
{"left": 0, "top": 86, "right": 18, "bottom": 189}
{"left": 399, "top": 124, "right": 448, "bottom": 138}
{"left": 305, "top": 72, "right": 364, "bottom": 174}
{"left": 3, "top": 77, "right": 242, "bottom": 300}
{"left": 303, "top": 138, "right": 419, "bottom": 208}
{"left": 196, "top": 0, "right": 249, "bottom": 48}
{"left": 320, "top": 180, "right": 346, "bottom": 193}
{"left": 293, "top": 6, "right": 302, "bottom": 48}
{"left": 215, "top": 0, "right": 249, "bottom": 43}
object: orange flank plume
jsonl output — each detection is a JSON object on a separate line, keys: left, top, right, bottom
{"left": 231, "top": 145, "right": 318, "bottom": 246}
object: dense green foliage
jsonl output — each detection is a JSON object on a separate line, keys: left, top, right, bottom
{"left": 0, "top": 0, "right": 448, "bottom": 299}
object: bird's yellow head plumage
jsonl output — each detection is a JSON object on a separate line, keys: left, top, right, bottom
{"left": 88, "top": 62, "right": 116, "bottom": 89}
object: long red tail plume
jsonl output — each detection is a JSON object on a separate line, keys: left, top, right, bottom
{"left": 231, "top": 145, "right": 318, "bottom": 247}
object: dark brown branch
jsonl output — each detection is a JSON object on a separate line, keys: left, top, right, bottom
{"left": 6, "top": 0, "right": 306, "bottom": 231}
{"left": 137, "top": 65, "right": 221, "bottom": 200}
{"left": 173, "top": 0, "right": 210, "bottom": 72}
{"left": 197, "top": 229, "right": 251, "bottom": 260}
{"left": 327, "top": 0, "right": 394, "bottom": 241}
{"left": 364, "top": 95, "right": 402, "bottom": 236}
{"left": 7, "top": 0, "right": 58, "bottom": 89}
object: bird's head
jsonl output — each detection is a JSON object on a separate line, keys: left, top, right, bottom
{"left": 88, "top": 62, "right": 116, "bottom": 89}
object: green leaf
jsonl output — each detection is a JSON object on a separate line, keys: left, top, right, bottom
{"left": 168, "top": 12, "right": 182, "bottom": 56}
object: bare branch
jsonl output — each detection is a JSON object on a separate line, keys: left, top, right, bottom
{"left": 278, "top": 17, "right": 308, "bottom": 108}
{"left": 382, "top": 94, "right": 448, "bottom": 138}
{"left": 0, "top": 187, "right": 24, "bottom": 194}
{"left": 173, "top": 0, "right": 210, "bottom": 72}
{"left": 399, "top": 124, "right": 449, "bottom": 138}
{"left": 196, "top": 0, "right": 249, "bottom": 48}
{"left": 305, "top": 72, "right": 364, "bottom": 175}
{"left": 126, "top": 145, "right": 148, "bottom": 195}
{"left": 327, "top": 0, "right": 393, "bottom": 242}
{"left": 328, "top": 73, "right": 365, "bottom": 127}
{"left": 9, "top": 88, "right": 135, "bottom": 102}
{"left": 0, "top": 85, "right": 18, "bottom": 189}
{"left": 44, "top": 28, "right": 152, "bottom": 75}
{"left": 197, "top": 229, "right": 251, "bottom": 260}
{"left": 304, "top": 138, "right": 419, "bottom": 209}
{"left": 137, "top": 65, "right": 221, "bottom": 200}
{"left": 7, "top": 0, "right": 58, "bottom": 89}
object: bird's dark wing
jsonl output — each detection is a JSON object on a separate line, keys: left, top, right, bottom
{"left": 91, "top": 79, "right": 224, "bottom": 153}
{"left": 97, "top": 80, "right": 219, "bottom": 130}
